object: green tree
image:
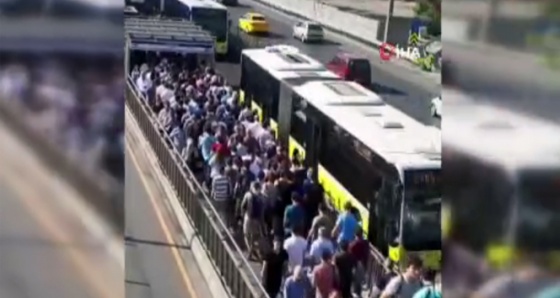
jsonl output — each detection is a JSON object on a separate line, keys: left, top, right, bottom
{"left": 414, "top": 0, "right": 441, "bottom": 37}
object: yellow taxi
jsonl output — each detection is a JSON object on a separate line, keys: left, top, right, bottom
{"left": 238, "top": 12, "right": 269, "bottom": 34}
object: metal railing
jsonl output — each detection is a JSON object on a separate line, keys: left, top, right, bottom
{"left": 126, "top": 77, "right": 268, "bottom": 298}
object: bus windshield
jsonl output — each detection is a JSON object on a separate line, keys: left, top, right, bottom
{"left": 517, "top": 169, "right": 560, "bottom": 250}
{"left": 192, "top": 8, "right": 228, "bottom": 42}
{"left": 402, "top": 169, "right": 442, "bottom": 251}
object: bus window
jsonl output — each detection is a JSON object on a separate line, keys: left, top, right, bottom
{"left": 240, "top": 56, "right": 279, "bottom": 120}
{"left": 319, "top": 119, "right": 380, "bottom": 206}
{"left": 290, "top": 93, "right": 307, "bottom": 145}
{"left": 517, "top": 169, "right": 560, "bottom": 250}
{"left": 445, "top": 152, "right": 511, "bottom": 252}
{"left": 402, "top": 169, "right": 442, "bottom": 251}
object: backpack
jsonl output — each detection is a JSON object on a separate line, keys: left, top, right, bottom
{"left": 248, "top": 193, "right": 263, "bottom": 219}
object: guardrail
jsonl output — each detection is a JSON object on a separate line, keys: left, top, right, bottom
{"left": 0, "top": 100, "right": 124, "bottom": 234}
{"left": 125, "top": 77, "right": 268, "bottom": 298}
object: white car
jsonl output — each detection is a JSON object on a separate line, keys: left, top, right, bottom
{"left": 292, "top": 21, "right": 324, "bottom": 43}
{"left": 431, "top": 96, "right": 442, "bottom": 117}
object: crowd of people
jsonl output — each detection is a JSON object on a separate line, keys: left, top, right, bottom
{"left": 0, "top": 54, "right": 124, "bottom": 181}
{"left": 132, "top": 55, "right": 442, "bottom": 298}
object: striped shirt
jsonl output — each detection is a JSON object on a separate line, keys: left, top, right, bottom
{"left": 211, "top": 174, "right": 231, "bottom": 202}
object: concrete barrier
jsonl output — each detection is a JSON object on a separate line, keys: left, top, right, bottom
{"left": 249, "top": 0, "right": 413, "bottom": 48}
{"left": 0, "top": 101, "right": 123, "bottom": 234}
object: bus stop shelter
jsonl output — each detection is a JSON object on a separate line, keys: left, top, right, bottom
{"left": 124, "top": 17, "right": 215, "bottom": 73}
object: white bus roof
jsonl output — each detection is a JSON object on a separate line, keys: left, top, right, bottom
{"left": 294, "top": 80, "right": 441, "bottom": 171}
{"left": 445, "top": 99, "right": 560, "bottom": 171}
{"left": 177, "top": 0, "right": 227, "bottom": 9}
{"left": 242, "top": 45, "right": 327, "bottom": 72}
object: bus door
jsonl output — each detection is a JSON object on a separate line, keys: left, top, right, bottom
{"left": 304, "top": 116, "right": 322, "bottom": 181}
{"left": 276, "top": 82, "right": 294, "bottom": 147}
{"left": 368, "top": 176, "right": 396, "bottom": 256}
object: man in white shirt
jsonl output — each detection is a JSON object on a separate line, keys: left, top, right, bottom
{"left": 283, "top": 226, "right": 308, "bottom": 273}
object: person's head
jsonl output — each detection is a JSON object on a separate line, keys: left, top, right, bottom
{"left": 404, "top": 254, "right": 423, "bottom": 280}
{"left": 355, "top": 227, "right": 364, "bottom": 239}
{"left": 318, "top": 226, "right": 329, "bottom": 239}
{"left": 291, "top": 192, "right": 301, "bottom": 204}
{"left": 321, "top": 250, "right": 333, "bottom": 263}
{"left": 343, "top": 201, "right": 353, "bottom": 212}
{"left": 306, "top": 168, "right": 313, "bottom": 180}
{"left": 251, "top": 181, "right": 262, "bottom": 194}
{"left": 292, "top": 225, "right": 304, "bottom": 237}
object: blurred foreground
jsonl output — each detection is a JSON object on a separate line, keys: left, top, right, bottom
{"left": 443, "top": 0, "right": 560, "bottom": 297}
{"left": 0, "top": 1, "right": 124, "bottom": 297}
{"left": 0, "top": 118, "right": 123, "bottom": 298}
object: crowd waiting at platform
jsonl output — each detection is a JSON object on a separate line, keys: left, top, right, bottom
{"left": 132, "top": 56, "right": 442, "bottom": 298}
{"left": 0, "top": 55, "right": 124, "bottom": 181}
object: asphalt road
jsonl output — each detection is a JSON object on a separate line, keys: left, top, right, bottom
{"left": 125, "top": 149, "right": 213, "bottom": 298}
{"left": 445, "top": 42, "right": 560, "bottom": 123}
{"left": 218, "top": 0, "right": 441, "bottom": 128}
{"left": 0, "top": 182, "right": 104, "bottom": 298}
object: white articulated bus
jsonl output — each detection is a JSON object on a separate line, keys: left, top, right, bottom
{"left": 288, "top": 80, "right": 442, "bottom": 270}
{"left": 444, "top": 101, "right": 560, "bottom": 269}
{"left": 239, "top": 45, "right": 341, "bottom": 129}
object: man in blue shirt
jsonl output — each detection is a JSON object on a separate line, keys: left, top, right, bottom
{"left": 199, "top": 123, "right": 216, "bottom": 163}
{"left": 284, "top": 192, "right": 306, "bottom": 236}
{"left": 332, "top": 202, "right": 359, "bottom": 247}
{"left": 309, "top": 227, "right": 335, "bottom": 265}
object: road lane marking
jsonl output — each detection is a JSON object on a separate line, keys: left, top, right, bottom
{"left": 125, "top": 140, "right": 199, "bottom": 298}
{"left": 0, "top": 166, "right": 116, "bottom": 298}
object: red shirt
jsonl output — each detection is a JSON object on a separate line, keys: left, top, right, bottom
{"left": 312, "top": 262, "right": 336, "bottom": 298}
{"left": 349, "top": 238, "right": 369, "bottom": 265}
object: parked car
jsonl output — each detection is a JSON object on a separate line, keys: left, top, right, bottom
{"left": 431, "top": 96, "right": 442, "bottom": 117}
{"left": 238, "top": 12, "right": 269, "bottom": 34}
{"left": 292, "top": 21, "right": 324, "bottom": 43}
{"left": 326, "top": 52, "right": 371, "bottom": 86}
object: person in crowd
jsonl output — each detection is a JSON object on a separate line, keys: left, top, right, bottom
{"left": 283, "top": 265, "right": 312, "bottom": 298}
{"left": 350, "top": 227, "right": 369, "bottom": 297}
{"left": 283, "top": 225, "right": 308, "bottom": 273}
{"left": 284, "top": 192, "right": 306, "bottom": 235}
{"left": 312, "top": 250, "right": 337, "bottom": 298}
{"left": 380, "top": 255, "right": 424, "bottom": 298}
{"left": 308, "top": 204, "right": 333, "bottom": 243}
{"left": 369, "top": 259, "right": 397, "bottom": 298}
{"left": 334, "top": 241, "right": 356, "bottom": 298}
{"left": 412, "top": 271, "right": 441, "bottom": 298}
{"left": 241, "top": 181, "right": 265, "bottom": 260}
{"left": 130, "top": 58, "right": 395, "bottom": 298}
{"left": 211, "top": 166, "right": 236, "bottom": 228}
{"left": 309, "top": 227, "right": 335, "bottom": 266}
{"left": 332, "top": 202, "right": 359, "bottom": 247}
{"left": 262, "top": 238, "right": 289, "bottom": 298}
